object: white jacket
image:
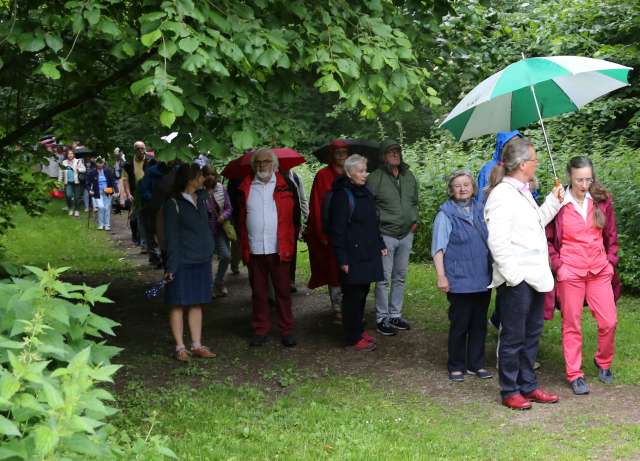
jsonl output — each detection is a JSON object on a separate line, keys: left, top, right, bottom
{"left": 58, "top": 158, "right": 86, "bottom": 185}
{"left": 484, "top": 178, "right": 562, "bottom": 292}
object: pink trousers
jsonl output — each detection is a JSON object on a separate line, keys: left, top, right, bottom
{"left": 557, "top": 264, "right": 617, "bottom": 382}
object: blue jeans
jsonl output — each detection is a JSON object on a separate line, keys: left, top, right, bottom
{"left": 213, "top": 231, "right": 231, "bottom": 286}
{"left": 96, "top": 192, "right": 112, "bottom": 228}
{"left": 64, "top": 183, "right": 82, "bottom": 211}
{"left": 375, "top": 232, "right": 414, "bottom": 322}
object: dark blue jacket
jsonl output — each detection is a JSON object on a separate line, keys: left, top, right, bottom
{"left": 440, "top": 200, "right": 491, "bottom": 293}
{"left": 86, "top": 167, "right": 117, "bottom": 196}
{"left": 164, "top": 190, "right": 214, "bottom": 274}
{"left": 476, "top": 130, "right": 522, "bottom": 203}
{"left": 329, "top": 176, "right": 386, "bottom": 285}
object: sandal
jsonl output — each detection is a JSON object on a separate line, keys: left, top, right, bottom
{"left": 175, "top": 349, "right": 191, "bottom": 362}
{"left": 191, "top": 346, "right": 217, "bottom": 358}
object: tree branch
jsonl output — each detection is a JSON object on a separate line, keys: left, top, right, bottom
{"left": 0, "top": 51, "right": 151, "bottom": 151}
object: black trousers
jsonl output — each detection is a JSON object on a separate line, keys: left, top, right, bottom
{"left": 497, "top": 282, "right": 544, "bottom": 398}
{"left": 341, "top": 283, "right": 369, "bottom": 345}
{"left": 446, "top": 291, "right": 491, "bottom": 372}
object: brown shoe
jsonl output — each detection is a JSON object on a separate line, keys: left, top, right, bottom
{"left": 191, "top": 346, "right": 217, "bottom": 358}
{"left": 175, "top": 349, "right": 191, "bottom": 362}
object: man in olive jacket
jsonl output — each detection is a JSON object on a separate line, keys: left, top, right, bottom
{"left": 367, "top": 140, "right": 419, "bottom": 336}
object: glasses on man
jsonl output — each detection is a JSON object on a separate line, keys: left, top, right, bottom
{"left": 254, "top": 159, "right": 273, "bottom": 165}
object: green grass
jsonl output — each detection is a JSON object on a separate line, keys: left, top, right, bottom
{"left": 116, "top": 377, "right": 640, "bottom": 461}
{"left": 0, "top": 200, "right": 131, "bottom": 274}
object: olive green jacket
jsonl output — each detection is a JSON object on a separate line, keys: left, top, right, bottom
{"left": 366, "top": 162, "right": 418, "bottom": 238}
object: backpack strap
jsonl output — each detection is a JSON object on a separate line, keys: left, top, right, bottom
{"left": 171, "top": 198, "right": 179, "bottom": 215}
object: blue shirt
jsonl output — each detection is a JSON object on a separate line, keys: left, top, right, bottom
{"left": 431, "top": 200, "right": 473, "bottom": 256}
{"left": 66, "top": 168, "right": 74, "bottom": 183}
{"left": 98, "top": 170, "right": 107, "bottom": 192}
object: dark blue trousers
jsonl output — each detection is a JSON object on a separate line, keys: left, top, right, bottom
{"left": 497, "top": 282, "right": 544, "bottom": 398}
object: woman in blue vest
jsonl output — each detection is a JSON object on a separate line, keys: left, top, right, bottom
{"left": 431, "top": 170, "right": 493, "bottom": 382}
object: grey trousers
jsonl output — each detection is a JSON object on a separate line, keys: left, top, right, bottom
{"left": 375, "top": 232, "right": 413, "bottom": 322}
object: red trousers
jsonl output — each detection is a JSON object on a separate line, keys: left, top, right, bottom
{"left": 248, "top": 254, "right": 294, "bottom": 337}
{"left": 557, "top": 264, "right": 617, "bottom": 382}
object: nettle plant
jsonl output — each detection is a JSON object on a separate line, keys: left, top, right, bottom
{"left": 0, "top": 267, "right": 175, "bottom": 460}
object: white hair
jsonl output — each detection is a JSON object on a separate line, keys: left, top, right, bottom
{"left": 250, "top": 148, "right": 279, "bottom": 171}
{"left": 344, "top": 154, "right": 367, "bottom": 177}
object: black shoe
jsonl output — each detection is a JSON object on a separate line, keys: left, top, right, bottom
{"left": 389, "top": 317, "right": 411, "bottom": 330}
{"left": 594, "top": 358, "right": 613, "bottom": 384}
{"left": 376, "top": 320, "right": 397, "bottom": 336}
{"left": 448, "top": 371, "right": 464, "bottom": 382}
{"left": 467, "top": 369, "right": 493, "bottom": 379}
{"left": 281, "top": 336, "right": 297, "bottom": 347}
{"left": 570, "top": 377, "right": 590, "bottom": 395}
{"left": 249, "top": 335, "right": 269, "bottom": 347}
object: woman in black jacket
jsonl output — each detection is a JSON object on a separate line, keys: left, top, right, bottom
{"left": 330, "top": 154, "right": 387, "bottom": 351}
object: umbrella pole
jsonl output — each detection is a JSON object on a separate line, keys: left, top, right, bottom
{"left": 521, "top": 53, "right": 559, "bottom": 180}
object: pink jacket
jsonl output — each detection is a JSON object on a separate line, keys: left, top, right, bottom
{"left": 544, "top": 194, "right": 621, "bottom": 320}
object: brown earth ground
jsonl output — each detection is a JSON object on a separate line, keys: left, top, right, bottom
{"left": 92, "top": 212, "right": 640, "bottom": 438}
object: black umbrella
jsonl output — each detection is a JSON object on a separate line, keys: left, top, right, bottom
{"left": 311, "top": 139, "right": 381, "bottom": 171}
{"left": 73, "top": 145, "right": 94, "bottom": 158}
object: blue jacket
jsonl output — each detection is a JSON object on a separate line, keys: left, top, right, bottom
{"left": 476, "top": 130, "right": 522, "bottom": 203}
{"left": 86, "top": 167, "right": 117, "bottom": 196}
{"left": 439, "top": 200, "right": 491, "bottom": 293}
{"left": 330, "top": 176, "right": 386, "bottom": 285}
{"left": 164, "top": 190, "right": 215, "bottom": 274}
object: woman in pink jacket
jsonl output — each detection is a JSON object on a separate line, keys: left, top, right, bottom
{"left": 546, "top": 156, "right": 620, "bottom": 395}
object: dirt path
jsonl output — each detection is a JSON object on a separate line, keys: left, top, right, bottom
{"left": 99, "top": 212, "right": 640, "bottom": 429}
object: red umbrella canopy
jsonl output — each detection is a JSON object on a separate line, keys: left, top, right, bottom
{"left": 221, "top": 147, "right": 305, "bottom": 179}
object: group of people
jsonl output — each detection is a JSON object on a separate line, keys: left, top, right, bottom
{"left": 432, "top": 131, "right": 619, "bottom": 410}
{"left": 49, "top": 133, "right": 620, "bottom": 410}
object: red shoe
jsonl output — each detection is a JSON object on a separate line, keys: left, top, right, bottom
{"left": 353, "top": 338, "right": 376, "bottom": 351}
{"left": 522, "top": 388, "right": 559, "bottom": 404}
{"left": 502, "top": 394, "right": 532, "bottom": 410}
{"left": 362, "top": 331, "right": 376, "bottom": 343}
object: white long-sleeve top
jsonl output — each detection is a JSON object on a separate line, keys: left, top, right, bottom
{"left": 246, "top": 173, "right": 278, "bottom": 255}
{"left": 484, "top": 177, "right": 562, "bottom": 292}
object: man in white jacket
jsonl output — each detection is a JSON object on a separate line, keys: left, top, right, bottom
{"left": 484, "top": 137, "right": 564, "bottom": 411}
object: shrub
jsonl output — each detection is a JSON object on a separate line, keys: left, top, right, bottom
{"left": 0, "top": 266, "right": 176, "bottom": 460}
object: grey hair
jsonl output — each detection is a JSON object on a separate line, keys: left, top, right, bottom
{"left": 250, "top": 148, "right": 279, "bottom": 171}
{"left": 486, "top": 137, "right": 535, "bottom": 198}
{"left": 344, "top": 154, "right": 368, "bottom": 177}
{"left": 447, "top": 169, "right": 477, "bottom": 198}
{"left": 133, "top": 141, "right": 145, "bottom": 149}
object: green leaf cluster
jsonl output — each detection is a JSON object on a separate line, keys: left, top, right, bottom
{"left": 0, "top": 266, "right": 176, "bottom": 460}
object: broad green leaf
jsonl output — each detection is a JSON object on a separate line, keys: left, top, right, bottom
{"left": 44, "top": 34, "right": 63, "bottom": 53}
{"left": 160, "top": 110, "right": 176, "bottom": 128}
{"left": 0, "top": 373, "right": 20, "bottom": 401}
{"left": 0, "top": 335, "right": 22, "bottom": 349}
{"left": 315, "top": 75, "right": 341, "bottom": 93}
{"left": 130, "top": 77, "right": 155, "bottom": 97}
{"left": 0, "top": 415, "right": 20, "bottom": 437}
{"left": 121, "top": 41, "right": 136, "bottom": 57}
{"left": 42, "top": 381, "right": 64, "bottom": 409}
{"left": 161, "top": 91, "right": 185, "bottom": 116}
{"left": 139, "top": 12, "right": 167, "bottom": 23}
{"left": 90, "top": 364, "right": 121, "bottom": 383}
{"left": 98, "top": 18, "right": 120, "bottom": 37}
{"left": 231, "top": 129, "right": 256, "bottom": 150}
{"left": 426, "top": 86, "right": 437, "bottom": 96}
{"left": 33, "top": 424, "right": 59, "bottom": 455}
{"left": 141, "top": 29, "right": 162, "bottom": 47}
{"left": 178, "top": 37, "right": 199, "bottom": 53}
{"left": 84, "top": 8, "right": 101, "bottom": 26}
{"left": 18, "top": 33, "right": 46, "bottom": 52}
{"left": 159, "top": 40, "right": 178, "bottom": 59}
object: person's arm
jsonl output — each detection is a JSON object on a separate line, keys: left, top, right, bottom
{"left": 221, "top": 188, "right": 233, "bottom": 221}
{"left": 329, "top": 190, "right": 350, "bottom": 273}
{"left": 121, "top": 170, "right": 132, "bottom": 200}
{"left": 603, "top": 196, "right": 619, "bottom": 267}
{"left": 485, "top": 187, "right": 525, "bottom": 286}
{"left": 431, "top": 211, "right": 452, "bottom": 292}
{"left": 296, "top": 173, "right": 309, "bottom": 221}
{"left": 546, "top": 220, "right": 562, "bottom": 273}
{"left": 76, "top": 159, "right": 86, "bottom": 173}
{"left": 538, "top": 184, "right": 564, "bottom": 226}
{"left": 164, "top": 199, "right": 181, "bottom": 276}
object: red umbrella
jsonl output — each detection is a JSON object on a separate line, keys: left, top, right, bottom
{"left": 221, "top": 147, "right": 305, "bottom": 179}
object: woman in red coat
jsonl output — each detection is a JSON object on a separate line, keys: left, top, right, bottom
{"left": 307, "top": 140, "right": 349, "bottom": 323}
{"left": 546, "top": 156, "right": 620, "bottom": 395}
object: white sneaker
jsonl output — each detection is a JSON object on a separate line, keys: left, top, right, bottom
{"left": 68, "top": 210, "right": 74, "bottom": 216}
{"left": 74, "top": 210, "right": 80, "bottom": 217}
{"left": 104, "top": 226, "right": 111, "bottom": 231}
{"left": 97, "top": 225, "right": 104, "bottom": 230}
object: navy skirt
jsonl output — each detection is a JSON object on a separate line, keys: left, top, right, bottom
{"left": 165, "top": 260, "right": 212, "bottom": 306}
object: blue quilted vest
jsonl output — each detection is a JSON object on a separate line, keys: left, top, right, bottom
{"left": 440, "top": 199, "right": 491, "bottom": 293}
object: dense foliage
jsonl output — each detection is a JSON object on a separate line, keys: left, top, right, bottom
{"left": 0, "top": 266, "right": 175, "bottom": 459}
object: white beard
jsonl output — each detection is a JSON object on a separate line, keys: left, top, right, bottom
{"left": 256, "top": 170, "right": 273, "bottom": 182}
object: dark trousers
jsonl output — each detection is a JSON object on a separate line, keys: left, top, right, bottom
{"left": 248, "top": 254, "right": 293, "bottom": 337}
{"left": 497, "top": 282, "right": 545, "bottom": 398}
{"left": 341, "top": 283, "right": 369, "bottom": 345}
{"left": 142, "top": 207, "right": 160, "bottom": 261}
{"left": 447, "top": 291, "right": 491, "bottom": 372}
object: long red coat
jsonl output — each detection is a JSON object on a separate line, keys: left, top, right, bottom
{"left": 307, "top": 165, "right": 341, "bottom": 288}
{"left": 544, "top": 194, "right": 621, "bottom": 320}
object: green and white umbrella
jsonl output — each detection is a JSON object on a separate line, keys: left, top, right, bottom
{"left": 440, "top": 55, "right": 632, "bottom": 176}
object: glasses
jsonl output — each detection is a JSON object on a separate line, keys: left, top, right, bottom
{"left": 254, "top": 159, "right": 273, "bottom": 165}
{"left": 524, "top": 157, "right": 539, "bottom": 164}
{"left": 574, "top": 177, "right": 594, "bottom": 185}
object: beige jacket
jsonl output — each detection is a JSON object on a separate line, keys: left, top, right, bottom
{"left": 58, "top": 158, "right": 86, "bottom": 185}
{"left": 484, "top": 178, "right": 562, "bottom": 292}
